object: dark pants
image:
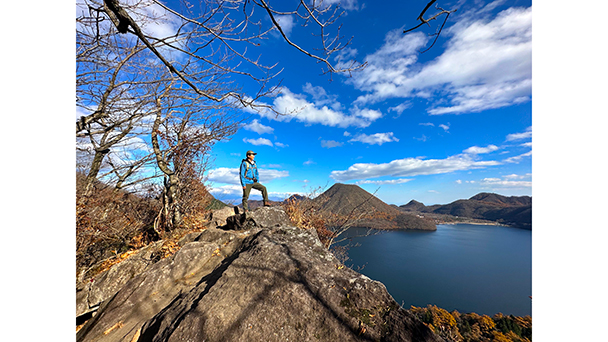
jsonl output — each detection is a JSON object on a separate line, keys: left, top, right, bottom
{"left": 242, "top": 182, "right": 268, "bottom": 210}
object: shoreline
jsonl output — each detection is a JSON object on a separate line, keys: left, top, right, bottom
{"left": 439, "top": 221, "right": 510, "bottom": 227}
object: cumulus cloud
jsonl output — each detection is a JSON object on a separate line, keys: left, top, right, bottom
{"left": 480, "top": 177, "right": 531, "bottom": 188}
{"left": 243, "top": 119, "right": 274, "bottom": 134}
{"left": 207, "top": 167, "right": 289, "bottom": 185}
{"left": 321, "top": 140, "right": 344, "bottom": 148}
{"left": 351, "top": 107, "right": 383, "bottom": 121}
{"left": 319, "top": 0, "right": 360, "bottom": 11}
{"left": 208, "top": 184, "right": 243, "bottom": 196}
{"left": 302, "top": 83, "right": 340, "bottom": 109}
{"left": 349, "top": 6, "right": 532, "bottom": 115}
{"left": 349, "top": 132, "right": 399, "bottom": 145}
{"left": 356, "top": 178, "right": 413, "bottom": 185}
{"left": 503, "top": 150, "right": 532, "bottom": 163}
{"left": 388, "top": 102, "right": 412, "bottom": 115}
{"left": 254, "top": 87, "right": 379, "bottom": 128}
{"left": 207, "top": 168, "right": 240, "bottom": 185}
{"left": 275, "top": 15, "right": 295, "bottom": 36}
{"left": 243, "top": 137, "right": 273, "bottom": 146}
{"left": 506, "top": 126, "right": 532, "bottom": 141}
{"left": 331, "top": 154, "right": 500, "bottom": 182}
{"left": 463, "top": 145, "right": 499, "bottom": 155}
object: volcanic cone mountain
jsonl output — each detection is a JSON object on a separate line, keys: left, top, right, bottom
{"left": 314, "top": 183, "right": 436, "bottom": 230}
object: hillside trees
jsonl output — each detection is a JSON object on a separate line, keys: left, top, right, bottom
{"left": 410, "top": 306, "right": 532, "bottom": 342}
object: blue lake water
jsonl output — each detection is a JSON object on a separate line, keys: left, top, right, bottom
{"left": 337, "top": 224, "right": 532, "bottom": 317}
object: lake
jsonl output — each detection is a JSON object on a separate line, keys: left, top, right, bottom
{"left": 337, "top": 224, "right": 532, "bottom": 317}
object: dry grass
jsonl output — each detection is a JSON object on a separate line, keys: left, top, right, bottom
{"left": 282, "top": 196, "right": 336, "bottom": 248}
{"left": 76, "top": 172, "right": 214, "bottom": 280}
{"left": 76, "top": 173, "right": 161, "bottom": 275}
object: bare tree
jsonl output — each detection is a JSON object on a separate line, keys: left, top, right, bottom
{"left": 84, "top": 0, "right": 367, "bottom": 104}
{"left": 77, "top": 2, "right": 181, "bottom": 195}
{"left": 149, "top": 69, "right": 241, "bottom": 231}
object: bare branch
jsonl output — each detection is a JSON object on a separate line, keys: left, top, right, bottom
{"left": 403, "top": 0, "right": 457, "bottom": 53}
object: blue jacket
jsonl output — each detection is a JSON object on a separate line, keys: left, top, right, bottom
{"left": 240, "top": 159, "right": 259, "bottom": 186}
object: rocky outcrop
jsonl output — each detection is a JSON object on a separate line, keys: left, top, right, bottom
{"left": 76, "top": 241, "right": 166, "bottom": 318}
{"left": 223, "top": 206, "right": 292, "bottom": 230}
{"left": 207, "top": 206, "right": 238, "bottom": 227}
{"left": 76, "top": 206, "right": 244, "bottom": 320}
{"left": 77, "top": 207, "right": 443, "bottom": 342}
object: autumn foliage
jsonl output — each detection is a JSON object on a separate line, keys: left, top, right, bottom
{"left": 410, "top": 305, "right": 532, "bottom": 342}
{"left": 282, "top": 196, "right": 336, "bottom": 247}
{"left": 76, "top": 173, "right": 161, "bottom": 274}
{"left": 76, "top": 172, "right": 213, "bottom": 279}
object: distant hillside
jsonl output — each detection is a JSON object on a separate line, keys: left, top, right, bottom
{"left": 206, "top": 197, "right": 230, "bottom": 210}
{"left": 470, "top": 192, "right": 531, "bottom": 206}
{"left": 399, "top": 193, "right": 531, "bottom": 229}
{"left": 400, "top": 200, "right": 427, "bottom": 212}
{"left": 315, "top": 183, "right": 436, "bottom": 231}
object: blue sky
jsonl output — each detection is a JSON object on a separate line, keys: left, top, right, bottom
{"left": 205, "top": 0, "right": 533, "bottom": 205}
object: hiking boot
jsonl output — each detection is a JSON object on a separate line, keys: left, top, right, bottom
{"left": 263, "top": 201, "right": 271, "bottom": 207}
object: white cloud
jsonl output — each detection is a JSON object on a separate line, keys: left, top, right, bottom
{"left": 261, "top": 169, "right": 290, "bottom": 181}
{"left": 243, "top": 137, "right": 273, "bottom": 146}
{"left": 319, "top": 0, "right": 360, "bottom": 11}
{"left": 439, "top": 123, "right": 450, "bottom": 132}
{"left": 302, "top": 83, "right": 340, "bottom": 108}
{"left": 356, "top": 178, "right": 413, "bottom": 185}
{"left": 506, "top": 126, "right": 532, "bottom": 141}
{"left": 414, "top": 134, "right": 428, "bottom": 142}
{"left": 504, "top": 173, "right": 531, "bottom": 180}
{"left": 349, "top": 7, "right": 532, "bottom": 115}
{"left": 274, "top": 142, "right": 288, "bottom": 148}
{"left": 388, "top": 102, "right": 412, "bottom": 115}
{"left": 243, "top": 119, "right": 274, "bottom": 135}
{"left": 503, "top": 150, "right": 532, "bottom": 163}
{"left": 480, "top": 177, "right": 531, "bottom": 188}
{"left": 207, "top": 167, "right": 240, "bottom": 185}
{"left": 208, "top": 184, "right": 243, "bottom": 197}
{"left": 321, "top": 140, "right": 344, "bottom": 148}
{"left": 207, "top": 167, "right": 289, "bottom": 185}
{"left": 255, "top": 87, "right": 377, "bottom": 128}
{"left": 303, "top": 159, "right": 316, "bottom": 166}
{"left": 463, "top": 145, "right": 499, "bottom": 155}
{"left": 352, "top": 107, "right": 383, "bottom": 121}
{"left": 331, "top": 154, "right": 500, "bottom": 182}
{"left": 349, "top": 132, "right": 399, "bottom": 145}
{"left": 275, "top": 15, "right": 295, "bottom": 36}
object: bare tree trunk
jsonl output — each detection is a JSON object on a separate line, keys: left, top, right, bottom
{"left": 163, "top": 174, "right": 182, "bottom": 228}
{"left": 151, "top": 98, "right": 182, "bottom": 231}
{"left": 84, "top": 148, "right": 110, "bottom": 196}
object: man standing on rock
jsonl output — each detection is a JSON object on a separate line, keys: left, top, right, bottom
{"left": 240, "top": 150, "right": 270, "bottom": 211}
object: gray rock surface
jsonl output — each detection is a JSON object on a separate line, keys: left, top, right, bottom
{"left": 76, "top": 241, "right": 165, "bottom": 317}
{"left": 223, "top": 206, "right": 292, "bottom": 230}
{"left": 208, "top": 206, "right": 238, "bottom": 227}
{"left": 77, "top": 207, "right": 443, "bottom": 342}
